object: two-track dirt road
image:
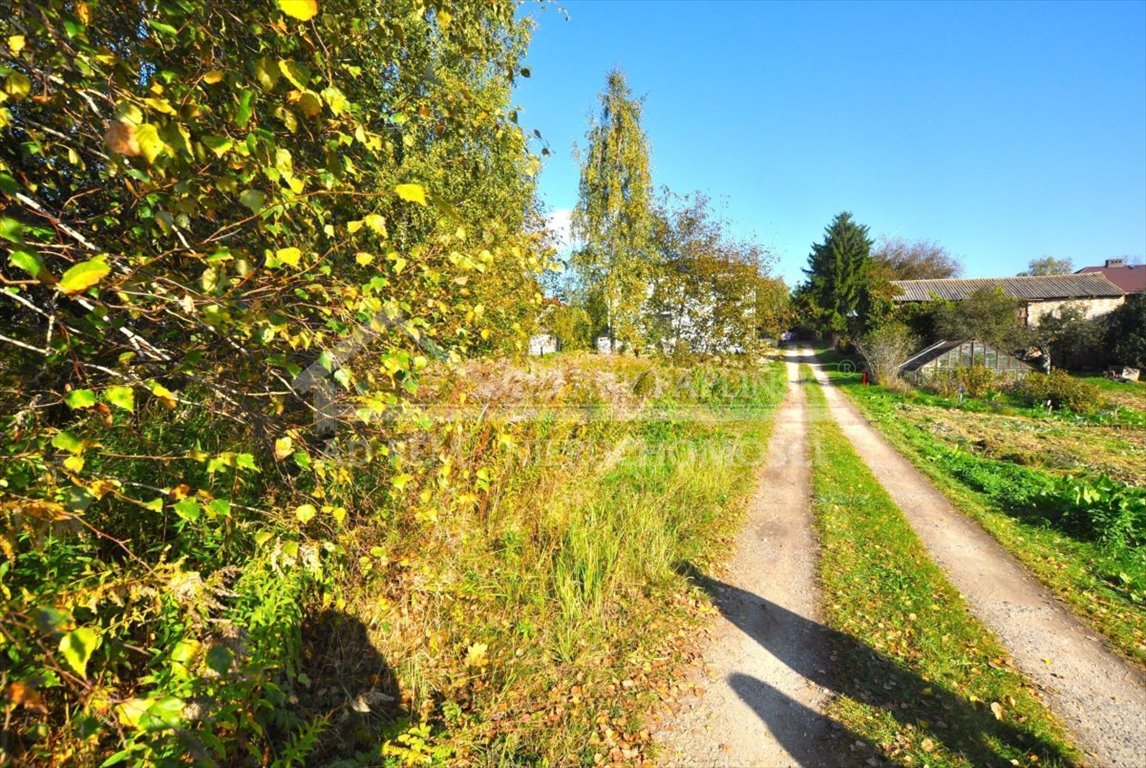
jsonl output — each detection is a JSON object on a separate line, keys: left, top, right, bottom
{"left": 656, "top": 347, "right": 1146, "bottom": 767}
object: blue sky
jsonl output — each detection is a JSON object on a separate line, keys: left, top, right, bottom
{"left": 514, "top": 0, "right": 1146, "bottom": 287}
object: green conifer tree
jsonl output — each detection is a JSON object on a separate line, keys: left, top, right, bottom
{"left": 803, "top": 211, "right": 874, "bottom": 339}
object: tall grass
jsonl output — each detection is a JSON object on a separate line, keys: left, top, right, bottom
{"left": 339, "top": 355, "right": 788, "bottom": 764}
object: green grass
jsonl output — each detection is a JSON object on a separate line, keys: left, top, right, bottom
{"left": 344, "top": 356, "right": 789, "bottom": 765}
{"left": 803, "top": 367, "right": 1078, "bottom": 767}
{"left": 1079, "top": 372, "right": 1146, "bottom": 411}
{"left": 814, "top": 349, "right": 1146, "bottom": 667}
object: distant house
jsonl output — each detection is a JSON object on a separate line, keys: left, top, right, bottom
{"left": 528, "top": 333, "right": 557, "bottom": 356}
{"left": 1075, "top": 258, "right": 1145, "bottom": 295}
{"left": 890, "top": 273, "right": 1126, "bottom": 326}
{"left": 898, "top": 339, "right": 1035, "bottom": 383}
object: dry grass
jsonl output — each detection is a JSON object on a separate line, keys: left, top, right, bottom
{"left": 321, "top": 353, "right": 787, "bottom": 765}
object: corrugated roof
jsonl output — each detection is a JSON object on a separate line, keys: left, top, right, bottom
{"left": 891, "top": 273, "right": 1125, "bottom": 302}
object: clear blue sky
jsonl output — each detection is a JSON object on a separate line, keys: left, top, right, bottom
{"left": 514, "top": 0, "right": 1146, "bottom": 287}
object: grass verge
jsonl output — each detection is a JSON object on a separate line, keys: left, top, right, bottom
{"left": 815, "top": 348, "right": 1146, "bottom": 667}
{"left": 340, "top": 356, "right": 788, "bottom": 765}
{"left": 803, "top": 366, "right": 1078, "bottom": 767}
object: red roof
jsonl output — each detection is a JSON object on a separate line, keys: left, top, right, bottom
{"left": 1076, "top": 263, "right": 1146, "bottom": 294}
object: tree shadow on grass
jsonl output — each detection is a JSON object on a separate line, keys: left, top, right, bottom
{"left": 295, "top": 610, "right": 407, "bottom": 763}
{"left": 677, "top": 562, "right": 1073, "bottom": 767}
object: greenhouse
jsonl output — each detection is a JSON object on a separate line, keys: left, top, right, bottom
{"left": 898, "top": 339, "right": 1034, "bottom": 383}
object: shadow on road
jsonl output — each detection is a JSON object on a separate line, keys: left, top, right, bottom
{"left": 678, "top": 562, "right": 1072, "bottom": 767}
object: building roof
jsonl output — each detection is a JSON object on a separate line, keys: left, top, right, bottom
{"left": 891, "top": 273, "right": 1125, "bottom": 302}
{"left": 1076, "top": 262, "right": 1146, "bottom": 294}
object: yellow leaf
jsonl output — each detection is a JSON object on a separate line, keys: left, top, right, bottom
{"left": 275, "top": 247, "right": 302, "bottom": 267}
{"left": 8, "top": 35, "right": 25, "bottom": 55}
{"left": 149, "top": 381, "right": 177, "bottom": 409}
{"left": 297, "top": 90, "right": 322, "bottom": 118}
{"left": 134, "top": 123, "right": 168, "bottom": 164}
{"left": 274, "top": 436, "right": 293, "bottom": 460}
{"left": 355, "top": 252, "right": 374, "bottom": 266}
{"left": 990, "top": 701, "right": 1004, "bottom": 720}
{"left": 437, "top": 9, "right": 452, "bottom": 27}
{"left": 394, "top": 183, "right": 427, "bottom": 206}
{"left": 921, "top": 738, "right": 935, "bottom": 752}
{"left": 295, "top": 503, "right": 316, "bottom": 523}
{"left": 278, "top": 0, "right": 318, "bottom": 21}
{"left": 364, "top": 214, "right": 387, "bottom": 235}
{"left": 464, "top": 642, "right": 488, "bottom": 668}
{"left": 144, "top": 97, "right": 178, "bottom": 116}
{"left": 64, "top": 455, "right": 85, "bottom": 472}
{"left": 116, "top": 698, "right": 149, "bottom": 728}
{"left": 347, "top": 220, "right": 364, "bottom": 234}
{"left": 59, "top": 257, "right": 111, "bottom": 295}
{"left": 202, "top": 69, "right": 225, "bottom": 84}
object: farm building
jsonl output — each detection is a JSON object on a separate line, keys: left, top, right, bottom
{"left": 890, "top": 273, "right": 1126, "bottom": 326}
{"left": 897, "top": 339, "right": 1035, "bottom": 383}
{"left": 1075, "top": 258, "right": 1146, "bottom": 295}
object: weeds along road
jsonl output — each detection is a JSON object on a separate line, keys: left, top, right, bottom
{"left": 658, "top": 352, "right": 870, "bottom": 767}
{"left": 805, "top": 348, "right": 1146, "bottom": 767}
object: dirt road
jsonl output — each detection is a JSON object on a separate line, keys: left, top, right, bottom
{"left": 658, "top": 353, "right": 865, "bottom": 767}
{"left": 806, "top": 350, "right": 1146, "bottom": 767}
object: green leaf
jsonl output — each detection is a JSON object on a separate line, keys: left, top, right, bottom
{"left": 51, "top": 431, "right": 84, "bottom": 454}
{"left": 0, "top": 171, "right": 18, "bottom": 196}
{"left": 173, "top": 498, "right": 201, "bottom": 522}
{"left": 206, "top": 645, "right": 233, "bottom": 676}
{"left": 235, "top": 453, "right": 258, "bottom": 471}
{"left": 59, "top": 626, "right": 100, "bottom": 678}
{"left": 147, "top": 19, "right": 179, "bottom": 36}
{"left": 235, "top": 89, "right": 254, "bottom": 127}
{"left": 202, "top": 135, "right": 233, "bottom": 157}
{"left": 65, "top": 389, "right": 97, "bottom": 409}
{"left": 0, "top": 217, "right": 23, "bottom": 243}
{"left": 104, "top": 385, "right": 135, "bottom": 412}
{"left": 278, "top": 0, "right": 318, "bottom": 21}
{"left": 251, "top": 57, "right": 280, "bottom": 92}
{"left": 321, "top": 86, "right": 347, "bottom": 115}
{"left": 9, "top": 249, "right": 45, "bottom": 280}
{"left": 134, "top": 124, "right": 168, "bottom": 164}
{"left": 59, "top": 257, "right": 110, "bottom": 295}
{"left": 4, "top": 72, "right": 31, "bottom": 100}
{"left": 142, "top": 697, "right": 185, "bottom": 730}
{"left": 207, "top": 498, "right": 231, "bottom": 518}
{"left": 239, "top": 189, "right": 265, "bottom": 213}
{"left": 278, "top": 60, "right": 310, "bottom": 90}
{"left": 394, "top": 183, "right": 427, "bottom": 206}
